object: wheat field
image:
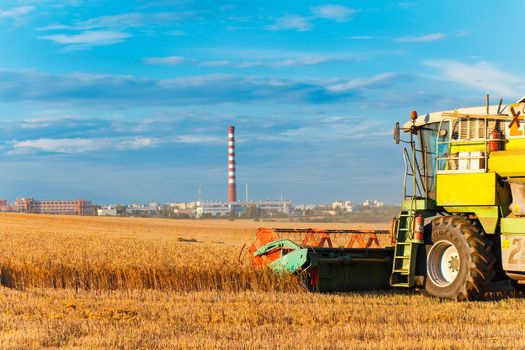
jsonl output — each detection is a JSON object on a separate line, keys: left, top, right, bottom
{"left": 0, "top": 213, "right": 386, "bottom": 292}
{"left": 0, "top": 213, "right": 523, "bottom": 349}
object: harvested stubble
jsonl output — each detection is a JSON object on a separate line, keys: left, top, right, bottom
{"left": 0, "top": 213, "right": 309, "bottom": 292}
{"left": 1, "top": 288, "right": 525, "bottom": 349}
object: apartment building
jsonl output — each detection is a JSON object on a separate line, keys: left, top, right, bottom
{"left": 13, "top": 198, "right": 95, "bottom": 215}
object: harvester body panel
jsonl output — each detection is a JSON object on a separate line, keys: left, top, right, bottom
{"left": 436, "top": 173, "right": 496, "bottom": 206}
{"left": 501, "top": 219, "right": 525, "bottom": 274}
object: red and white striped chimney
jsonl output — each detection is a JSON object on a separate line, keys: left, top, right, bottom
{"left": 228, "top": 126, "right": 237, "bottom": 203}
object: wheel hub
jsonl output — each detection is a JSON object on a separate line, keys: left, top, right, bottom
{"left": 428, "top": 240, "right": 461, "bottom": 287}
{"left": 448, "top": 255, "right": 460, "bottom": 272}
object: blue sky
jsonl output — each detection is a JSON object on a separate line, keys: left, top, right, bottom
{"left": 0, "top": 0, "right": 524, "bottom": 204}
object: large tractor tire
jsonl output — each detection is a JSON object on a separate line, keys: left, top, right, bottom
{"left": 424, "top": 216, "right": 495, "bottom": 301}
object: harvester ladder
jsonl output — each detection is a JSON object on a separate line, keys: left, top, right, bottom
{"left": 390, "top": 209, "right": 418, "bottom": 287}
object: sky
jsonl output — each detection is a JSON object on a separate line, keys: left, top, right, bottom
{"left": 0, "top": 0, "right": 524, "bottom": 204}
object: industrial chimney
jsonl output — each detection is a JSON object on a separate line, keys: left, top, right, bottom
{"left": 228, "top": 126, "right": 237, "bottom": 203}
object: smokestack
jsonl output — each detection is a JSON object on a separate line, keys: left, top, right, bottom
{"left": 228, "top": 126, "right": 237, "bottom": 203}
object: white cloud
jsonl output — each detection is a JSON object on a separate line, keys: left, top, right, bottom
{"left": 311, "top": 4, "right": 355, "bottom": 22}
{"left": 144, "top": 56, "right": 186, "bottom": 65}
{"left": 167, "top": 30, "right": 186, "bottom": 36}
{"left": 396, "top": 33, "right": 447, "bottom": 43}
{"left": 11, "top": 138, "right": 104, "bottom": 154}
{"left": 36, "top": 23, "right": 72, "bottom": 31}
{"left": 0, "top": 68, "right": 399, "bottom": 106}
{"left": 398, "top": 2, "right": 417, "bottom": 9}
{"left": 424, "top": 59, "right": 525, "bottom": 97}
{"left": 9, "top": 136, "right": 161, "bottom": 154}
{"left": 145, "top": 55, "right": 358, "bottom": 68}
{"left": 39, "top": 31, "right": 131, "bottom": 47}
{"left": 21, "top": 117, "right": 61, "bottom": 129}
{"left": 8, "top": 133, "right": 226, "bottom": 154}
{"left": 174, "top": 135, "right": 223, "bottom": 144}
{"left": 327, "top": 72, "right": 398, "bottom": 92}
{"left": 37, "top": 11, "right": 192, "bottom": 48}
{"left": 118, "top": 137, "right": 160, "bottom": 148}
{"left": 65, "top": 12, "right": 193, "bottom": 31}
{"left": 255, "top": 118, "right": 390, "bottom": 146}
{"left": 350, "top": 36, "right": 373, "bottom": 40}
{"left": 238, "top": 56, "right": 329, "bottom": 68}
{"left": 0, "top": 6, "right": 35, "bottom": 19}
{"left": 198, "top": 60, "right": 232, "bottom": 67}
{"left": 266, "top": 15, "right": 312, "bottom": 32}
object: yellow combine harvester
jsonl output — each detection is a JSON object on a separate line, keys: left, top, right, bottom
{"left": 250, "top": 95, "right": 525, "bottom": 300}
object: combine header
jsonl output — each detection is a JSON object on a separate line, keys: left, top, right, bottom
{"left": 249, "top": 95, "right": 525, "bottom": 300}
{"left": 249, "top": 228, "right": 394, "bottom": 291}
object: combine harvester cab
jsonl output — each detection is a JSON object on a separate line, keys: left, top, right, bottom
{"left": 250, "top": 95, "right": 525, "bottom": 300}
{"left": 249, "top": 228, "right": 394, "bottom": 292}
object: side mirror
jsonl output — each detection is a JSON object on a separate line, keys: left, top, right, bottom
{"left": 394, "top": 122, "right": 400, "bottom": 145}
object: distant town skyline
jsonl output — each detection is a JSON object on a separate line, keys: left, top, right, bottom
{"left": 0, "top": 1, "right": 524, "bottom": 204}
{"left": 0, "top": 193, "right": 390, "bottom": 206}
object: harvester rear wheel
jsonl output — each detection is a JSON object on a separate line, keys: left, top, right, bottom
{"left": 424, "top": 216, "right": 495, "bottom": 301}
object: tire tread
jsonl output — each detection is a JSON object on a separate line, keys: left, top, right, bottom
{"left": 427, "top": 216, "right": 495, "bottom": 301}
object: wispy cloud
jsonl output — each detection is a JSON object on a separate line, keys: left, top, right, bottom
{"left": 311, "top": 4, "right": 355, "bottom": 22}
{"left": 256, "top": 117, "right": 389, "bottom": 144}
{"left": 265, "top": 4, "right": 356, "bottom": 32}
{"left": 73, "top": 12, "right": 192, "bottom": 31}
{"left": 0, "top": 6, "right": 34, "bottom": 18}
{"left": 144, "top": 56, "right": 186, "bottom": 65}
{"left": 174, "top": 135, "right": 222, "bottom": 144}
{"left": 9, "top": 137, "right": 161, "bottom": 155}
{"left": 37, "top": 11, "right": 191, "bottom": 48}
{"left": 40, "top": 31, "right": 131, "bottom": 48}
{"left": 424, "top": 59, "right": 525, "bottom": 97}
{"left": 144, "top": 54, "right": 359, "bottom": 68}
{"left": 38, "top": 12, "right": 193, "bottom": 32}
{"left": 327, "top": 73, "right": 399, "bottom": 92}
{"left": 0, "top": 68, "right": 401, "bottom": 106}
{"left": 235, "top": 56, "right": 335, "bottom": 68}
{"left": 7, "top": 115, "right": 224, "bottom": 155}
{"left": 167, "top": 30, "right": 186, "bottom": 36}
{"left": 397, "top": 2, "right": 417, "bottom": 9}
{"left": 0, "top": 6, "right": 35, "bottom": 24}
{"left": 350, "top": 36, "right": 374, "bottom": 40}
{"left": 395, "top": 33, "right": 447, "bottom": 43}
{"left": 266, "top": 15, "right": 312, "bottom": 32}
{"left": 137, "top": 0, "right": 193, "bottom": 9}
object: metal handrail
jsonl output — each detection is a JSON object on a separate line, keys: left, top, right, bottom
{"left": 403, "top": 147, "right": 422, "bottom": 199}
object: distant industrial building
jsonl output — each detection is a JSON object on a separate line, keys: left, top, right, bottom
{"left": 254, "top": 200, "right": 293, "bottom": 215}
{"left": 295, "top": 204, "right": 316, "bottom": 211}
{"left": 195, "top": 199, "right": 293, "bottom": 218}
{"left": 170, "top": 201, "right": 198, "bottom": 217}
{"left": 97, "top": 206, "right": 118, "bottom": 216}
{"left": 362, "top": 200, "right": 384, "bottom": 208}
{"left": 196, "top": 201, "right": 232, "bottom": 218}
{"left": 12, "top": 198, "right": 95, "bottom": 215}
{"left": 332, "top": 200, "right": 353, "bottom": 212}
{"left": 126, "top": 203, "right": 160, "bottom": 216}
